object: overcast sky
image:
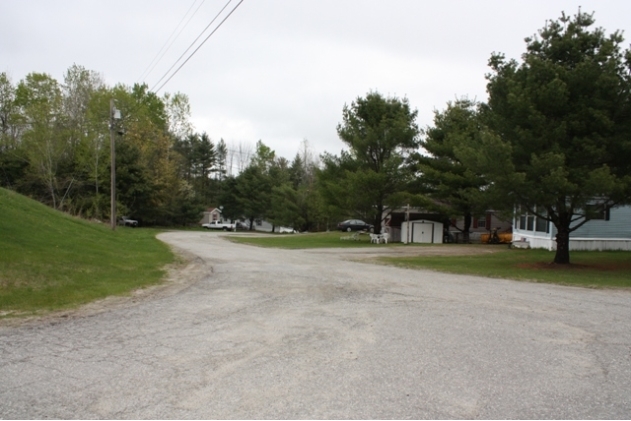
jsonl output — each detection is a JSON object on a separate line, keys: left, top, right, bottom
{"left": 2, "top": 0, "right": 631, "bottom": 162}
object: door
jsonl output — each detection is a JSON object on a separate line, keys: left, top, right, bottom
{"left": 412, "top": 223, "right": 434, "bottom": 243}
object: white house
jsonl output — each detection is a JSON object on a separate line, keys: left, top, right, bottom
{"left": 512, "top": 205, "right": 631, "bottom": 251}
{"left": 199, "top": 207, "right": 223, "bottom": 225}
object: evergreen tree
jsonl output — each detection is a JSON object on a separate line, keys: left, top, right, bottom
{"left": 463, "top": 11, "right": 631, "bottom": 263}
{"left": 414, "top": 99, "right": 490, "bottom": 242}
{"left": 320, "top": 92, "right": 420, "bottom": 233}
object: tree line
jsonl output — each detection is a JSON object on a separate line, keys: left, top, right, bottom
{"left": 0, "top": 59, "right": 340, "bottom": 230}
{"left": 1, "top": 65, "right": 202, "bottom": 225}
{"left": 2, "top": 11, "right": 631, "bottom": 263}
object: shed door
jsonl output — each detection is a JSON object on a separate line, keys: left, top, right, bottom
{"left": 412, "top": 223, "right": 433, "bottom": 243}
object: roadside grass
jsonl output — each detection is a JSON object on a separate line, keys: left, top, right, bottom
{"left": 0, "top": 188, "right": 174, "bottom": 317}
{"left": 227, "top": 230, "right": 402, "bottom": 249}
{"left": 378, "top": 248, "right": 631, "bottom": 288}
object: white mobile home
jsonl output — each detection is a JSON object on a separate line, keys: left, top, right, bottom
{"left": 512, "top": 205, "right": 631, "bottom": 251}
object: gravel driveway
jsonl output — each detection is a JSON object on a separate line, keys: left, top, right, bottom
{"left": 1, "top": 231, "right": 630, "bottom": 419}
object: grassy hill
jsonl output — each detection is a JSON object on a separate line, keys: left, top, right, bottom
{"left": 0, "top": 188, "right": 174, "bottom": 317}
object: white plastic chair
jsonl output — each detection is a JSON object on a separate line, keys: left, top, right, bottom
{"left": 380, "top": 232, "right": 389, "bottom": 244}
{"left": 369, "top": 233, "right": 380, "bottom": 244}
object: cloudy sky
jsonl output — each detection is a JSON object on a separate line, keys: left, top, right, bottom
{"left": 2, "top": 0, "right": 630, "bottom": 163}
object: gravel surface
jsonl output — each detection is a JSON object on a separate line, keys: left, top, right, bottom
{"left": 1, "top": 231, "right": 630, "bottom": 419}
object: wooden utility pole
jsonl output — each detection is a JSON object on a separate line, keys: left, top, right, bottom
{"left": 406, "top": 203, "right": 410, "bottom": 244}
{"left": 110, "top": 99, "right": 116, "bottom": 230}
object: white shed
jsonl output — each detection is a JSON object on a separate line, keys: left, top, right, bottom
{"left": 401, "top": 220, "right": 444, "bottom": 244}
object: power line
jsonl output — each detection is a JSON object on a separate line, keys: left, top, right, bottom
{"left": 152, "top": 0, "right": 244, "bottom": 94}
{"left": 137, "top": 0, "right": 205, "bottom": 83}
{"left": 150, "top": 0, "right": 234, "bottom": 92}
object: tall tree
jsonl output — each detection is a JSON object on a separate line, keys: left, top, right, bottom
{"left": 111, "top": 83, "right": 196, "bottom": 225}
{"left": 0, "top": 73, "right": 27, "bottom": 188}
{"left": 463, "top": 11, "right": 631, "bottom": 264}
{"left": 70, "top": 87, "right": 108, "bottom": 218}
{"left": 287, "top": 147, "right": 323, "bottom": 231}
{"left": 215, "top": 138, "right": 228, "bottom": 181}
{"left": 15, "top": 72, "right": 70, "bottom": 209}
{"left": 0, "top": 73, "right": 21, "bottom": 149}
{"left": 414, "top": 99, "right": 490, "bottom": 242}
{"left": 163, "top": 92, "right": 193, "bottom": 140}
{"left": 64, "top": 66, "right": 106, "bottom": 217}
{"left": 232, "top": 141, "right": 280, "bottom": 230}
{"left": 236, "top": 164, "right": 271, "bottom": 230}
{"left": 191, "top": 132, "right": 216, "bottom": 202}
{"left": 62, "top": 64, "right": 104, "bottom": 150}
{"left": 321, "top": 92, "right": 420, "bottom": 233}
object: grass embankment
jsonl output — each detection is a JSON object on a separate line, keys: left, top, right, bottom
{"left": 228, "top": 230, "right": 402, "bottom": 249}
{"left": 0, "top": 188, "right": 174, "bottom": 317}
{"left": 229, "top": 231, "right": 630, "bottom": 288}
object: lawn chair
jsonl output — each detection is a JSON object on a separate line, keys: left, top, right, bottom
{"left": 341, "top": 232, "right": 360, "bottom": 241}
{"left": 369, "top": 233, "right": 380, "bottom": 244}
{"left": 380, "top": 232, "right": 389, "bottom": 244}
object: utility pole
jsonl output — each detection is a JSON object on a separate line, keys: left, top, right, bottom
{"left": 110, "top": 99, "right": 120, "bottom": 230}
{"left": 406, "top": 203, "right": 410, "bottom": 244}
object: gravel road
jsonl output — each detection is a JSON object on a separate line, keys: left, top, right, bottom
{"left": 1, "top": 231, "right": 630, "bottom": 419}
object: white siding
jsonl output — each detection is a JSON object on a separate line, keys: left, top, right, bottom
{"left": 571, "top": 206, "right": 631, "bottom": 238}
{"left": 401, "top": 220, "right": 444, "bottom": 244}
{"left": 512, "top": 205, "right": 631, "bottom": 251}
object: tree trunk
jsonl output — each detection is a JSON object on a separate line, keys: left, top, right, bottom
{"left": 374, "top": 203, "right": 384, "bottom": 234}
{"left": 554, "top": 225, "right": 571, "bottom": 264}
{"left": 463, "top": 212, "right": 472, "bottom": 243}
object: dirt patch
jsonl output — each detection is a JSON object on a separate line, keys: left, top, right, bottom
{"left": 311, "top": 244, "right": 503, "bottom": 261}
{"left": 516, "top": 261, "right": 631, "bottom": 271}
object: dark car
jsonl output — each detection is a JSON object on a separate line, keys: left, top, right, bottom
{"left": 337, "top": 219, "right": 373, "bottom": 232}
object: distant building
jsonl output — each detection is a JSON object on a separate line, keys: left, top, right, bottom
{"left": 199, "top": 207, "right": 223, "bottom": 225}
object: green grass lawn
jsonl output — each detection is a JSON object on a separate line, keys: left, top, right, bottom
{"left": 228, "top": 230, "right": 630, "bottom": 288}
{"left": 227, "top": 230, "right": 402, "bottom": 249}
{"left": 379, "top": 248, "right": 631, "bottom": 288}
{"left": 0, "top": 188, "right": 174, "bottom": 317}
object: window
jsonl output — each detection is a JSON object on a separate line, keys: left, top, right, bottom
{"left": 526, "top": 215, "right": 534, "bottom": 231}
{"left": 519, "top": 215, "right": 526, "bottom": 230}
{"left": 535, "top": 209, "right": 550, "bottom": 233}
{"left": 477, "top": 217, "right": 486, "bottom": 228}
{"left": 535, "top": 217, "right": 549, "bottom": 233}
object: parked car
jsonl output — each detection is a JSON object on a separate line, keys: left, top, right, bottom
{"left": 235, "top": 221, "right": 249, "bottom": 231}
{"left": 337, "top": 219, "right": 373, "bottom": 232}
{"left": 279, "top": 226, "right": 296, "bottom": 234}
{"left": 202, "top": 221, "right": 236, "bottom": 231}
{"left": 119, "top": 216, "right": 138, "bottom": 227}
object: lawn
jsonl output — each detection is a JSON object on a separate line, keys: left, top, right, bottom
{"left": 378, "top": 248, "right": 631, "bottom": 288}
{"left": 228, "top": 230, "right": 630, "bottom": 288}
{"left": 0, "top": 188, "right": 175, "bottom": 317}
